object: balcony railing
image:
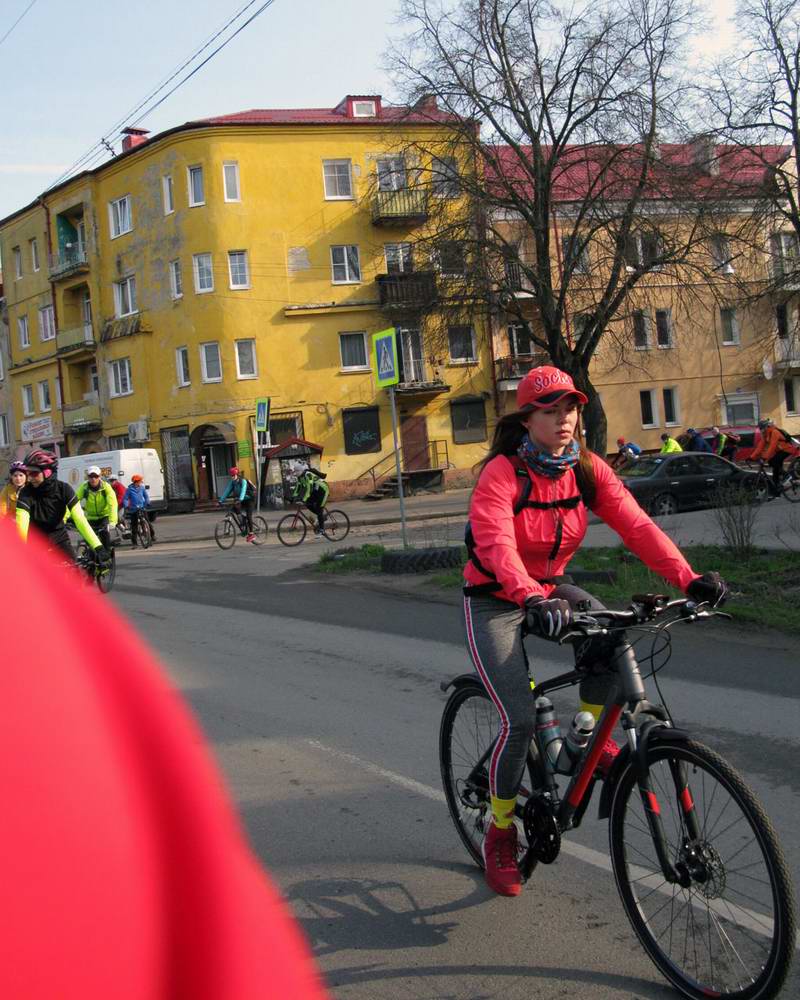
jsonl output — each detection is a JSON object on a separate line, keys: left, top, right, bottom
{"left": 377, "top": 271, "right": 437, "bottom": 311}
{"left": 49, "top": 246, "right": 89, "bottom": 280}
{"left": 504, "top": 260, "right": 535, "bottom": 294}
{"left": 495, "top": 353, "right": 550, "bottom": 383}
{"left": 371, "top": 188, "right": 428, "bottom": 224}
{"left": 56, "top": 323, "right": 95, "bottom": 354}
{"left": 63, "top": 399, "right": 101, "bottom": 432}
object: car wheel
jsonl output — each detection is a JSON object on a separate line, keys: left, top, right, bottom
{"left": 650, "top": 492, "right": 678, "bottom": 517}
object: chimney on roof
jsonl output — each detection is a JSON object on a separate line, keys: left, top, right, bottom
{"left": 691, "top": 134, "right": 719, "bottom": 176}
{"left": 121, "top": 127, "right": 150, "bottom": 152}
{"left": 414, "top": 93, "right": 438, "bottom": 113}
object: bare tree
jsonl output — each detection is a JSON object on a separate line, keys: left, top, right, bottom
{"left": 385, "top": 0, "right": 747, "bottom": 453}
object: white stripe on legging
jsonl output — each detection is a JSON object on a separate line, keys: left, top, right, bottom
{"left": 463, "top": 594, "right": 510, "bottom": 800}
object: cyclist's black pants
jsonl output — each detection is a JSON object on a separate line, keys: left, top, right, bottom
{"left": 38, "top": 527, "right": 75, "bottom": 562}
{"left": 89, "top": 517, "right": 112, "bottom": 550}
{"left": 305, "top": 497, "right": 326, "bottom": 530}
{"left": 239, "top": 499, "right": 254, "bottom": 533}
{"left": 462, "top": 586, "right": 615, "bottom": 802}
{"left": 769, "top": 454, "right": 786, "bottom": 493}
{"left": 128, "top": 510, "right": 147, "bottom": 545}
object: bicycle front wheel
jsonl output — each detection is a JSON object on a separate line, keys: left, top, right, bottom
{"left": 137, "top": 519, "right": 153, "bottom": 549}
{"left": 214, "top": 517, "right": 236, "bottom": 550}
{"left": 277, "top": 513, "right": 307, "bottom": 546}
{"left": 251, "top": 515, "right": 269, "bottom": 543}
{"left": 322, "top": 509, "right": 350, "bottom": 541}
{"left": 96, "top": 550, "right": 116, "bottom": 593}
{"left": 609, "top": 738, "right": 796, "bottom": 1000}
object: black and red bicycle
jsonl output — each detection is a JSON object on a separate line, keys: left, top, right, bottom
{"left": 440, "top": 595, "right": 796, "bottom": 999}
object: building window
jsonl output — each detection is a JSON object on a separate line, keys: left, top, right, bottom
{"left": 376, "top": 155, "right": 407, "bottom": 191}
{"left": 227, "top": 250, "right": 250, "bottom": 289}
{"left": 235, "top": 339, "right": 257, "bottom": 379}
{"left": 22, "top": 384, "right": 34, "bottom": 416}
{"left": 0, "top": 414, "right": 8, "bottom": 447}
{"left": 720, "top": 307, "right": 740, "bottom": 345}
{"left": 188, "top": 165, "right": 205, "bottom": 206}
{"left": 343, "top": 407, "right": 381, "bottom": 454}
{"left": 384, "top": 242, "right": 413, "bottom": 274}
{"left": 18, "top": 315, "right": 30, "bottom": 349}
{"left": 54, "top": 378, "right": 62, "bottom": 409}
{"left": 435, "top": 241, "right": 466, "bottom": 275}
{"left": 30, "top": 237, "right": 40, "bottom": 272}
{"left": 108, "top": 358, "right": 133, "bottom": 397}
{"left": 723, "top": 393, "right": 759, "bottom": 426}
{"left": 339, "top": 331, "right": 369, "bottom": 371}
{"left": 193, "top": 253, "right": 214, "bottom": 293}
{"left": 330, "top": 244, "right": 361, "bottom": 283}
{"left": 625, "top": 231, "right": 662, "bottom": 270}
{"left": 38, "top": 379, "right": 51, "bottom": 412}
{"left": 785, "top": 378, "right": 798, "bottom": 415}
{"left": 432, "top": 155, "right": 459, "bottom": 197}
{"left": 269, "top": 411, "right": 304, "bottom": 445}
{"left": 632, "top": 310, "right": 651, "bottom": 349}
{"left": 352, "top": 99, "right": 377, "bottom": 117}
{"left": 663, "top": 386, "right": 680, "bottom": 426}
{"left": 508, "top": 323, "right": 535, "bottom": 356}
{"left": 109, "top": 195, "right": 132, "bottom": 238}
{"left": 771, "top": 232, "right": 798, "bottom": 277}
{"left": 322, "top": 159, "right": 353, "bottom": 199}
{"left": 223, "top": 161, "right": 241, "bottom": 202}
{"left": 451, "top": 397, "right": 487, "bottom": 444}
{"left": 108, "top": 434, "right": 134, "bottom": 449}
{"left": 711, "top": 234, "right": 733, "bottom": 273}
{"left": 176, "top": 346, "right": 190, "bottom": 387}
{"left": 114, "top": 276, "right": 137, "bottom": 317}
{"left": 776, "top": 303, "right": 789, "bottom": 339}
{"left": 13, "top": 246, "right": 21, "bottom": 279}
{"left": 640, "top": 388, "right": 658, "bottom": 428}
{"left": 562, "top": 236, "right": 590, "bottom": 274}
{"left": 448, "top": 325, "right": 477, "bottom": 363}
{"left": 89, "top": 363, "right": 99, "bottom": 394}
{"left": 200, "top": 341, "right": 222, "bottom": 382}
{"left": 162, "top": 175, "right": 174, "bottom": 214}
{"left": 655, "top": 309, "right": 673, "bottom": 348}
{"left": 39, "top": 305, "right": 55, "bottom": 341}
{"left": 169, "top": 259, "right": 183, "bottom": 298}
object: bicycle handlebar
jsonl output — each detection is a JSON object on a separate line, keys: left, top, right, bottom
{"left": 558, "top": 595, "right": 726, "bottom": 642}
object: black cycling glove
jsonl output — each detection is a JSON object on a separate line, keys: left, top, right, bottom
{"left": 686, "top": 572, "right": 728, "bottom": 607}
{"left": 525, "top": 596, "right": 573, "bottom": 640}
{"left": 94, "top": 546, "right": 112, "bottom": 567}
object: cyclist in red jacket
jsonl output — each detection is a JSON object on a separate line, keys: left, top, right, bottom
{"left": 463, "top": 366, "right": 727, "bottom": 897}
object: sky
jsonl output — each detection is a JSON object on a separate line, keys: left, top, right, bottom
{"left": 0, "top": 0, "right": 738, "bottom": 221}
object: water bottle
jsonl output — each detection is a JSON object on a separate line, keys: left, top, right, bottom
{"left": 555, "top": 711, "right": 596, "bottom": 775}
{"left": 534, "top": 696, "right": 563, "bottom": 772}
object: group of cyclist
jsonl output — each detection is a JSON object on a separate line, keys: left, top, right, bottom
{"left": 219, "top": 463, "right": 330, "bottom": 541}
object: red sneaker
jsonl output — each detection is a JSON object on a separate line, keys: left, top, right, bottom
{"left": 246, "top": 533, "right": 256, "bottom": 543}
{"left": 482, "top": 822, "right": 522, "bottom": 897}
{"left": 595, "top": 737, "right": 621, "bottom": 779}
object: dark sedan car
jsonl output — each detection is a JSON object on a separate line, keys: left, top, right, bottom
{"left": 617, "top": 451, "right": 765, "bottom": 516}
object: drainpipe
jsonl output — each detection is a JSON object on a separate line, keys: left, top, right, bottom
{"left": 550, "top": 203, "right": 573, "bottom": 352}
{"left": 41, "top": 197, "right": 69, "bottom": 458}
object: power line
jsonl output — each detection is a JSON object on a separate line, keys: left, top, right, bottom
{"left": 0, "top": 0, "right": 39, "bottom": 50}
{"left": 47, "top": 0, "right": 276, "bottom": 190}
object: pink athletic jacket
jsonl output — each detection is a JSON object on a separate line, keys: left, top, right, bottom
{"left": 464, "top": 452, "right": 697, "bottom": 606}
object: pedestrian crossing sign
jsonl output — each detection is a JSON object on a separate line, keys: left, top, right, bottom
{"left": 373, "top": 328, "right": 399, "bottom": 387}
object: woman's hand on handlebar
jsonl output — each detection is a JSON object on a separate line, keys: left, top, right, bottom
{"left": 686, "top": 572, "right": 728, "bottom": 607}
{"left": 524, "top": 596, "right": 573, "bottom": 640}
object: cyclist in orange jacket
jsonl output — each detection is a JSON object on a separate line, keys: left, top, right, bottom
{"left": 751, "top": 418, "right": 795, "bottom": 495}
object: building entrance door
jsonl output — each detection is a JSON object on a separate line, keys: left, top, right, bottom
{"left": 400, "top": 414, "right": 430, "bottom": 471}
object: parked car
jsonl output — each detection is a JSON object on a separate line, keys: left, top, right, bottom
{"left": 698, "top": 425, "right": 800, "bottom": 465}
{"left": 617, "top": 451, "right": 765, "bottom": 516}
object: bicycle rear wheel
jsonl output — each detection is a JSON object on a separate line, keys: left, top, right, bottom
{"left": 322, "top": 509, "right": 350, "bottom": 541}
{"left": 96, "top": 549, "right": 116, "bottom": 593}
{"left": 609, "top": 738, "right": 796, "bottom": 1000}
{"left": 251, "top": 515, "right": 269, "bottom": 543}
{"left": 277, "top": 513, "right": 307, "bottom": 546}
{"left": 214, "top": 517, "right": 237, "bottom": 549}
{"left": 781, "top": 473, "right": 800, "bottom": 503}
{"left": 137, "top": 518, "right": 153, "bottom": 549}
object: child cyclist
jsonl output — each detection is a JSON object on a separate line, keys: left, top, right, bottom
{"left": 463, "top": 366, "right": 727, "bottom": 897}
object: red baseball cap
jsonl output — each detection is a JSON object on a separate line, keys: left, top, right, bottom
{"left": 516, "top": 366, "right": 588, "bottom": 411}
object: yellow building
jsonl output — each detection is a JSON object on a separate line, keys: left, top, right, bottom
{"left": 0, "top": 96, "right": 493, "bottom": 507}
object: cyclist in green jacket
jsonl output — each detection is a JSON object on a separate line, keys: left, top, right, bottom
{"left": 290, "top": 466, "right": 330, "bottom": 534}
{"left": 659, "top": 433, "right": 683, "bottom": 454}
{"left": 76, "top": 466, "right": 119, "bottom": 549}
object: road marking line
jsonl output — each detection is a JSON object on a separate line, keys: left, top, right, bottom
{"left": 305, "top": 738, "right": 798, "bottom": 950}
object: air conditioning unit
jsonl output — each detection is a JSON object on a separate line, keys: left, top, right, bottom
{"left": 128, "top": 420, "right": 149, "bottom": 442}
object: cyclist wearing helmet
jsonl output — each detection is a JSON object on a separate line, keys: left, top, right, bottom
{"left": 685, "top": 428, "right": 712, "bottom": 453}
{"left": 122, "top": 475, "right": 151, "bottom": 548}
{"left": 611, "top": 437, "right": 641, "bottom": 469}
{"left": 290, "top": 464, "right": 329, "bottom": 534}
{"left": 463, "top": 366, "right": 727, "bottom": 897}
{"left": 219, "top": 467, "right": 257, "bottom": 542}
{"left": 0, "top": 461, "right": 26, "bottom": 517}
{"left": 15, "top": 450, "right": 109, "bottom": 564}
{"left": 751, "top": 417, "right": 794, "bottom": 495}
{"left": 76, "top": 467, "right": 119, "bottom": 550}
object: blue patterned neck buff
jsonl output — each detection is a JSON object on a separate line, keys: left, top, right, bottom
{"left": 517, "top": 433, "right": 580, "bottom": 478}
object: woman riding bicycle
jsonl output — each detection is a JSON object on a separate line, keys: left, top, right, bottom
{"left": 463, "top": 366, "right": 727, "bottom": 897}
{"left": 0, "top": 461, "right": 27, "bottom": 518}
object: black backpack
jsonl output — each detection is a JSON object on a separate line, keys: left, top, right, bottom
{"left": 778, "top": 427, "right": 794, "bottom": 445}
{"left": 464, "top": 455, "right": 595, "bottom": 595}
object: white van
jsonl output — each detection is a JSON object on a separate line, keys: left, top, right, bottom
{"left": 59, "top": 448, "right": 166, "bottom": 510}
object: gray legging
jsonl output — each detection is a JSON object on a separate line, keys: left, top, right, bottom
{"left": 462, "top": 585, "right": 615, "bottom": 802}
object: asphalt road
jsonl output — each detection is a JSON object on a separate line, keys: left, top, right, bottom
{"left": 111, "top": 539, "right": 799, "bottom": 999}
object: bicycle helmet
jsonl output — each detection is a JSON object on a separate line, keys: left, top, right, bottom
{"left": 711, "top": 426, "right": 720, "bottom": 435}
{"left": 10, "top": 460, "right": 26, "bottom": 474}
{"left": 24, "top": 449, "right": 58, "bottom": 475}
{"left": 616, "top": 437, "right": 625, "bottom": 446}
{"left": 686, "top": 428, "right": 696, "bottom": 435}
{"left": 131, "top": 474, "right": 143, "bottom": 483}
{"left": 757, "top": 418, "right": 771, "bottom": 429}
{"left": 229, "top": 467, "right": 239, "bottom": 476}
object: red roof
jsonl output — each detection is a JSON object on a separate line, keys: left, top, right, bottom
{"left": 484, "top": 142, "right": 791, "bottom": 203}
{"left": 196, "top": 96, "right": 457, "bottom": 128}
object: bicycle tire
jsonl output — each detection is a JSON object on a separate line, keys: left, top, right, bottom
{"left": 781, "top": 474, "right": 800, "bottom": 503}
{"left": 251, "top": 515, "right": 269, "bottom": 543}
{"left": 137, "top": 519, "right": 152, "bottom": 549}
{"left": 440, "top": 682, "right": 536, "bottom": 868}
{"left": 96, "top": 549, "right": 116, "bottom": 593}
{"left": 609, "top": 738, "right": 796, "bottom": 1000}
{"left": 214, "top": 517, "right": 237, "bottom": 550}
{"left": 752, "top": 471, "right": 771, "bottom": 503}
{"left": 277, "top": 512, "right": 307, "bottom": 546}
{"left": 321, "top": 509, "right": 350, "bottom": 541}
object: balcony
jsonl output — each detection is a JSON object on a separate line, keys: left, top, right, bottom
{"left": 395, "top": 355, "right": 450, "bottom": 397}
{"left": 377, "top": 272, "right": 437, "bottom": 312}
{"left": 49, "top": 246, "right": 89, "bottom": 281}
{"left": 495, "top": 353, "right": 550, "bottom": 391}
{"left": 504, "top": 260, "right": 535, "bottom": 296}
{"left": 63, "top": 398, "right": 101, "bottom": 433}
{"left": 371, "top": 188, "right": 428, "bottom": 225}
{"left": 57, "top": 323, "right": 95, "bottom": 355}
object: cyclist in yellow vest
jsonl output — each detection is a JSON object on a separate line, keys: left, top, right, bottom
{"left": 659, "top": 433, "right": 682, "bottom": 454}
{"left": 76, "top": 466, "right": 119, "bottom": 550}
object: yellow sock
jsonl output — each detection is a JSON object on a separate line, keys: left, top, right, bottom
{"left": 490, "top": 795, "right": 517, "bottom": 830}
{"left": 580, "top": 700, "right": 604, "bottom": 723}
